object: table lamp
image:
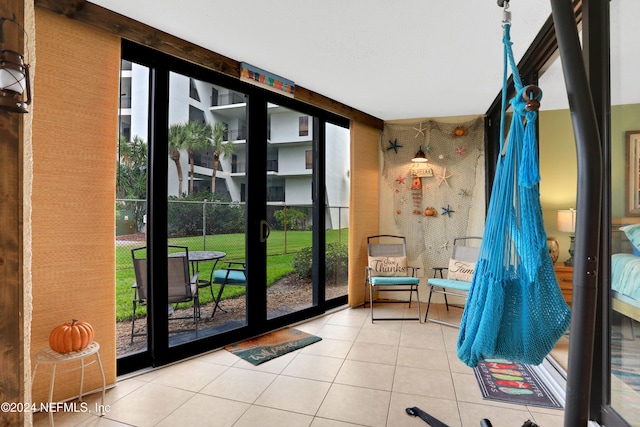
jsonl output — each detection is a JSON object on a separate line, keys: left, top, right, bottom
{"left": 557, "top": 208, "right": 576, "bottom": 266}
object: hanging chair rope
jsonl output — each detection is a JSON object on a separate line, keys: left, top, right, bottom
{"left": 456, "top": 6, "right": 571, "bottom": 368}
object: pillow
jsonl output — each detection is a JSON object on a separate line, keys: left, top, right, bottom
{"left": 447, "top": 258, "right": 476, "bottom": 282}
{"left": 368, "top": 256, "right": 408, "bottom": 277}
{"left": 620, "top": 224, "right": 640, "bottom": 256}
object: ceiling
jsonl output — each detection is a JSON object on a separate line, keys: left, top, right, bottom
{"left": 88, "top": 1, "right": 599, "bottom": 121}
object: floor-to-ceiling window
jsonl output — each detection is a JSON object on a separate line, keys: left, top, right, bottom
{"left": 115, "top": 41, "right": 349, "bottom": 374}
{"left": 606, "top": 1, "right": 640, "bottom": 425}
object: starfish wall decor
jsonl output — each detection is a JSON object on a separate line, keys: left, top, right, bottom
{"left": 413, "top": 122, "right": 427, "bottom": 138}
{"left": 437, "top": 167, "right": 453, "bottom": 188}
{"left": 387, "top": 139, "right": 402, "bottom": 153}
{"left": 441, "top": 205, "right": 455, "bottom": 217}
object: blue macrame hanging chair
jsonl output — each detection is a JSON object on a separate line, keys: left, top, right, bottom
{"left": 456, "top": 11, "right": 571, "bottom": 368}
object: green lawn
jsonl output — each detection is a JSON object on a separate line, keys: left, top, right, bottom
{"left": 115, "top": 229, "right": 347, "bottom": 321}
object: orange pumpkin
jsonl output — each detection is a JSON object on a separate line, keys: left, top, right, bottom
{"left": 49, "top": 320, "right": 94, "bottom": 353}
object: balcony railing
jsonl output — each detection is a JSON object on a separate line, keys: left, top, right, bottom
{"left": 225, "top": 127, "right": 247, "bottom": 141}
{"left": 212, "top": 91, "right": 245, "bottom": 107}
{"left": 230, "top": 160, "right": 279, "bottom": 174}
{"left": 232, "top": 162, "right": 246, "bottom": 174}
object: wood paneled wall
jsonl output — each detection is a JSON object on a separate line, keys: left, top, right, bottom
{"left": 0, "top": 1, "right": 25, "bottom": 422}
{"left": 30, "top": 8, "right": 119, "bottom": 403}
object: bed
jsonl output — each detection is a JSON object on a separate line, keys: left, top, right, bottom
{"left": 611, "top": 222, "right": 640, "bottom": 323}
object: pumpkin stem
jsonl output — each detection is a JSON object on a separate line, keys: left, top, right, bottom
{"left": 71, "top": 319, "right": 78, "bottom": 326}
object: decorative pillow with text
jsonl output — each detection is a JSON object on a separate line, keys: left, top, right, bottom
{"left": 368, "top": 256, "right": 408, "bottom": 277}
{"left": 447, "top": 259, "right": 476, "bottom": 282}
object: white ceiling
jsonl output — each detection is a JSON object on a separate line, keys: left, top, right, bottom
{"left": 87, "top": 1, "right": 634, "bottom": 121}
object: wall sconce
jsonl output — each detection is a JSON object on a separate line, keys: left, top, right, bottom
{"left": 557, "top": 208, "right": 576, "bottom": 266}
{"left": 0, "top": 17, "right": 31, "bottom": 114}
{"left": 411, "top": 147, "right": 428, "bottom": 163}
{"left": 410, "top": 147, "right": 433, "bottom": 178}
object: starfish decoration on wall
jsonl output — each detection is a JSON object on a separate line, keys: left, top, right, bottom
{"left": 441, "top": 205, "right": 455, "bottom": 217}
{"left": 458, "top": 189, "right": 469, "bottom": 197}
{"left": 440, "top": 241, "right": 449, "bottom": 250}
{"left": 396, "top": 175, "right": 406, "bottom": 185}
{"left": 413, "top": 122, "right": 427, "bottom": 138}
{"left": 387, "top": 139, "right": 403, "bottom": 153}
{"left": 455, "top": 147, "right": 465, "bottom": 155}
{"left": 437, "top": 167, "right": 453, "bottom": 188}
{"left": 424, "top": 144, "right": 433, "bottom": 153}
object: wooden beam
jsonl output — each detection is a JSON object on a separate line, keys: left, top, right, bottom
{"left": 0, "top": 0, "right": 24, "bottom": 425}
{"left": 34, "top": 0, "right": 384, "bottom": 130}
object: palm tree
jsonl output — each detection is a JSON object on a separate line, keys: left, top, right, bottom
{"left": 209, "top": 122, "right": 235, "bottom": 194}
{"left": 168, "top": 123, "right": 187, "bottom": 197}
{"left": 184, "top": 121, "right": 212, "bottom": 194}
{"left": 117, "top": 134, "right": 148, "bottom": 232}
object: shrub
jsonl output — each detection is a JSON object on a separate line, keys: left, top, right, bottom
{"left": 273, "top": 207, "right": 309, "bottom": 231}
{"left": 167, "top": 191, "right": 244, "bottom": 236}
{"left": 291, "top": 242, "right": 348, "bottom": 283}
{"left": 291, "top": 246, "right": 314, "bottom": 279}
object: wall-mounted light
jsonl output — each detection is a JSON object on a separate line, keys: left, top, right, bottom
{"left": 557, "top": 208, "right": 576, "bottom": 266}
{"left": 411, "top": 147, "right": 428, "bottom": 163}
{"left": 410, "top": 147, "right": 433, "bottom": 178}
{"left": 0, "top": 17, "right": 31, "bottom": 114}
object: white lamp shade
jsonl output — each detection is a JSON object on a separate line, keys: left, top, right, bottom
{"left": 557, "top": 209, "right": 577, "bottom": 233}
{"left": 0, "top": 68, "right": 26, "bottom": 94}
{"left": 411, "top": 147, "right": 428, "bottom": 163}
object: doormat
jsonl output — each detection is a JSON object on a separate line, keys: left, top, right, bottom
{"left": 473, "top": 358, "right": 563, "bottom": 409}
{"left": 225, "top": 328, "right": 322, "bottom": 365}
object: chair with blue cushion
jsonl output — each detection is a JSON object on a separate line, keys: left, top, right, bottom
{"left": 424, "top": 237, "right": 481, "bottom": 327}
{"left": 364, "top": 235, "right": 421, "bottom": 323}
{"left": 210, "top": 261, "right": 246, "bottom": 319}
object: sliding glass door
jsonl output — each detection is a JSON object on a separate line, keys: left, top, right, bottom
{"left": 324, "top": 122, "right": 350, "bottom": 302}
{"left": 116, "top": 41, "right": 349, "bottom": 374}
{"left": 165, "top": 72, "right": 250, "bottom": 346}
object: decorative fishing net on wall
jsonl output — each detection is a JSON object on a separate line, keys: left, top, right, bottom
{"left": 380, "top": 117, "right": 485, "bottom": 273}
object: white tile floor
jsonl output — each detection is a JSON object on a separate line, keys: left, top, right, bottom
{"left": 33, "top": 303, "right": 566, "bottom": 427}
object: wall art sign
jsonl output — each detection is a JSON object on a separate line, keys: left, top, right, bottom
{"left": 239, "top": 62, "right": 295, "bottom": 97}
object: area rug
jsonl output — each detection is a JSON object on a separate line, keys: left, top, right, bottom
{"left": 225, "top": 328, "right": 322, "bottom": 365}
{"left": 473, "top": 358, "right": 563, "bottom": 409}
{"left": 611, "top": 333, "right": 640, "bottom": 393}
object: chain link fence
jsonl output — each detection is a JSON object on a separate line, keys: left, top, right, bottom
{"left": 116, "top": 199, "right": 348, "bottom": 269}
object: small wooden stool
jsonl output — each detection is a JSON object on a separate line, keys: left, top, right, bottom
{"left": 32, "top": 341, "right": 106, "bottom": 426}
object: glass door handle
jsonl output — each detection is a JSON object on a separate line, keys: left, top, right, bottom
{"left": 260, "top": 220, "right": 271, "bottom": 242}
